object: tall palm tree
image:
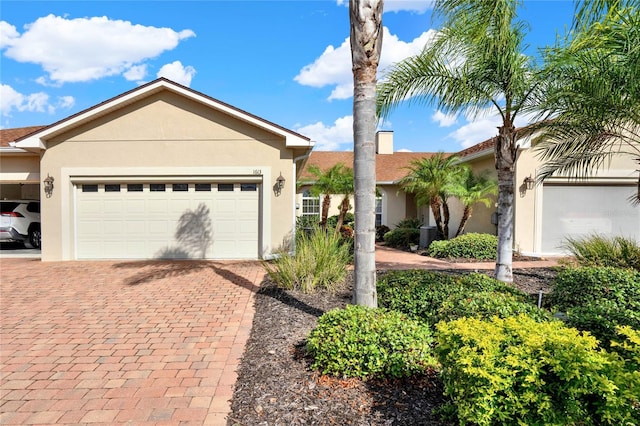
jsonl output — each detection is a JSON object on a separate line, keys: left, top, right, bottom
{"left": 397, "top": 153, "right": 464, "bottom": 240}
{"left": 299, "top": 163, "right": 353, "bottom": 230}
{"left": 377, "top": 0, "right": 540, "bottom": 283}
{"left": 451, "top": 169, "right": 498, "bottom": 237}
{"left": 533, "top": 2, "right": 640, "bottom": 203}
{"left": 350, "top": 0, "right": 383, "bottom": 307}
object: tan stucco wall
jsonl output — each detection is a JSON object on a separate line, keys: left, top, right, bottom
{"left": 295, "top": 184, "right": 416, "bottom": 229}
{"left": 0, "top": 154, "right": 40, "bottom": 183}
{"left": 40, "top": 91, "right": 298, "bottom": 260}
{"left": 464, "top": 146, "right": 638, "bottom": 255}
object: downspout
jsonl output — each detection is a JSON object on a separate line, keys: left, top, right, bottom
{"left": 292, "top": 151, "right": 312, "bottom": 255}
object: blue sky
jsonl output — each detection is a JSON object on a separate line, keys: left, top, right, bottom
{"left": 1, "top": 0, "right": 575, "bottom": 152}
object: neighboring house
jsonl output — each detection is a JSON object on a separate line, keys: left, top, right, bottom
{"left": 298, "top": 129, "right": 639, "bottom": 257}
{"left": 297, "top": 131, "right": 435, "bottom": 229}
{"left": 457, "top": 134, "right": 640, "bottom": 256}
{"left": 0, "top": 126, "right": 45, "bottom": 200}
{"left": 1, "top": 78, "right": 313, "bottom": 261}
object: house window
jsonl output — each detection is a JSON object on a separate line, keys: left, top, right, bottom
{"left": 105, "top": 184, "right": 121, "bottom": 192}
{"left": 302, "top": 190, "right": 320, "bottom": 218}
{"left": 150, "top": 184, "right": 166, "bottom": 192}
{"left": 218, "top": 183, "right": 234, "bottom": 192}
{"left": 82, "top": 184, "right": 98, "bottom": 193}
{"left": 375, "top": 196, "right": 383, "bottom": 227}
{"left": 127, "top": 184, "right": 143, "bottom": 192}
{"left": 172, "top": 183, "right": 188, "bottom": 192}
{"left": 241, "top": 183, "right": 257, "bottom": 191}
{"left": 195, "top": 183, "right": 211, "bottom": 192}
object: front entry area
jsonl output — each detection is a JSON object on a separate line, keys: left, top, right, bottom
{"left": 75, "top": 181, "right": 260, "bottom": 260}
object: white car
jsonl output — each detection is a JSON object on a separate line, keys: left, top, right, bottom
{"left": 0, "top": 200, "right": 41, "bottom": 249}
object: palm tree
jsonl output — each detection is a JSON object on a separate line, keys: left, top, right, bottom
{"left": 350, "top": 0, "right": 383, "bottom": 307}
{"left": 397, "top": 153, "right": 464, "bottom": 240}
{"left": 533, "top": 2, "right": 640, "bottom": 203}
{"left": 377, "top": 0, "right": 541, "bottom": 283}
{"left": 451, "top": 169, "right": 498, "bottom": 237}
{"left": 299, "top": 163, "right": 353, "bottom": 230}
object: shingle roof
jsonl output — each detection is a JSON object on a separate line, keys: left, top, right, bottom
{"left": 0, "top": 126, "right": 47, "bottom": 147}
{"left": 299, "top": 151, "right": 437, "bottom": 183}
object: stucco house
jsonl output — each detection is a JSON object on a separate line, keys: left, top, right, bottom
{"left": 297, "top": 131, "right": 435, "bottom": 229}
{"left": 298, "top": 131, "right": 639, "bottom": 257}
{"left": 0, "top": 78, "right": 314, "bottom": 261}
{"left": 455, "top": 135, "right": 639, "bottom": 256}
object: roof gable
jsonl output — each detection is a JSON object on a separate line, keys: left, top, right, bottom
{"left": 14, "top": 78, "right": 312, "bottom": 151}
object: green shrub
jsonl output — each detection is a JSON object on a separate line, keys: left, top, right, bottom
{"left": 436, "top": 315, "right": 638, "bottom": 426}
{"left": 382, "top": 218, "right": 421, "bottom": 249}
{"left": 375, "top": 225, "right": 391, "bottom": 241}
{"left": 378, "top": 270, "right": 546, "bottom": 327}
{"left": 262, "top": 226, "right": 350, "bottom": 293}
{"left": 564, "top": 234, "right": 640, "bottom": 271}
{"left": 306, "top": 305, "right": 437, "bottom": 379}
{"left": 383, "top": 227, "right": 420, "bottom": 249}
{"left": 549, "top": 266, "right": 640, "bottom": 346}
{"left": 327, "top": 212, "right": 355, "bottom": 229}
{"left": 428, "top": 233, "right": 497, "bottom": 260}
{"left": 438, "top": 290, "right": 550, "bottom": 324}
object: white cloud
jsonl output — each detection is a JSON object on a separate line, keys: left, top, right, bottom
{"left": 397, "top": 148, "right": 413, "bottom": 152}
{"left": 448, "top": 109, "right": 535, "bottom": 148}
{"left": 295, "top": 115, "right": 353, "bottom": 151}
{"left": 431, "top": 110, "right": 457, "bottom": 127}
{"left": 0, "top": 21, "right": 19, "bottom": 48}
{"left": 0, "top": 84, "right": 75, "bottom": 117}
{"left": 156, "top": 61, "right": 196, "bottom": 86}
{"left": 336, "top": 0, "right": 434, "bottom": 14}
{"left": 1, "top": 15, "right": 195, "bottom": 84}
{"left": 124, "top": 64, "right": 148, "bottom": 82}
{"left": 294, "top": 27, "right": 436, "bottom": 101}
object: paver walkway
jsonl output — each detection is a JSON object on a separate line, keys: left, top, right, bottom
{"left": 0, "top": 259, "right": 264, "bottom": 425}
{"left": 375, "top": 243, "right": 561, "bottom": 270}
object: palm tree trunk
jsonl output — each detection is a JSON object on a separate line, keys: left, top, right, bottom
{"left": 350, "top": 0, "right": 382, "bottom": 308}
{"left": 335, "top": 196, "right": 350, "bottom": 232}
{"left": 320, "top": 194, "right": 331, "bottom": 229}
{"left": 455, "top": 206, "right": 472, "bottom": 237}
{"left": 494, "top": 126, "right": 517, "bottom": 283}
{"left": 430, "top": 197, "right": 444, "bottom": 239}
{"left": 442, "top": 199, "right": 450, "bottom": 240}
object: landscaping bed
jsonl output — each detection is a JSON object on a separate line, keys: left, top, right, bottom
{"left": 228, "top": 268, "right": 558, "bottom": 425}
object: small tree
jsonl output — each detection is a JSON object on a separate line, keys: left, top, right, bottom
{"left": 299, "top": 163, "right": 354, "bottom": 230}
{"left": 451, "top": 169, "right": 498, "bottom": 237}
{"left": 397, "top": 153, "right": 465, "bottom": 239}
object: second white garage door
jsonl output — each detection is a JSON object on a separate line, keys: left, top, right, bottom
{"left": 541, "top": 184, "right": 640, "bottom": 253}
{"left": 75, "top": 182, "right": 259, "bottom": 260}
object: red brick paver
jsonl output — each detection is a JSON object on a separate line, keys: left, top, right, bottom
{"left": 0, "top": 259, "right": 263, "bottom": 425}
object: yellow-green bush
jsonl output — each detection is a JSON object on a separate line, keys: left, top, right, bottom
{"left": 435, "top": 315, "right": 639, "bottom": 425}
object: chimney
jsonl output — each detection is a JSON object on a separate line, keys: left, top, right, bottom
{"left": 375, "top": 131, "right": 393, "bottom": 154}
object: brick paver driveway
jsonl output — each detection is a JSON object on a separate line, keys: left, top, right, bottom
{"left": 0, "top": 258, "right": 264, "bottom": 425}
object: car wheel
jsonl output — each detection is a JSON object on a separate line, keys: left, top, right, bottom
{"left": 25, "top": 226, "right": 41, "bottom": 249}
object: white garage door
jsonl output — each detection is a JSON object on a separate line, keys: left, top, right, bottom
{"left": 75, "top": 182, "right": 259, "bottom": 260}
{"left": 541, "top": 184, "right": 640, "bottom": 253}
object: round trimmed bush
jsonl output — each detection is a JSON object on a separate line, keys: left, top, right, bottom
{"left": 306, "top": 305, "right": 436, "bottom": 379}
{"left": 428, "top": 233, "right": 497, "bottom": 260}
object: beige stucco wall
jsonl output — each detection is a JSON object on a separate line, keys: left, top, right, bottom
{"left": 0, "top": 153, "right": 40, "bottom": 183}
{"left": 464, "top": 146, "right": 639, "bottom": 255}
{"left": 40, "top": 91, "right": 298, "bottom": 260}
{"left": 295, "top": 184, "right": 417, "bottom": 229}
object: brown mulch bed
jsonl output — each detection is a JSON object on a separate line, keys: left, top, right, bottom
{"left": 228, "top": 267, "right": 558, "bottom": 426}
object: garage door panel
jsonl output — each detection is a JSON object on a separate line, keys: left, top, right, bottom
{"left": 542, "top": 185, "right": 640, "bottom": 253}
{"left": 76, "top": 182, "right": 259, "bottom": 259}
